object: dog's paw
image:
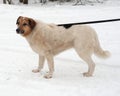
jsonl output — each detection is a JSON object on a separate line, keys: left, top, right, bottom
{"left": 44, "top": 73, "right": 53, "bottom": 79}
{"left": 32, "top": 69, "right": 40, "bottom": 73}
{"left": 83, "top": 72, "right": 92, "bottom": 77}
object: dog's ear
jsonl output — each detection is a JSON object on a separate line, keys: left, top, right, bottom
{"left": 16, "top": 16, "right": 22, "bottom": 25}
{"left": 28, "top": 18, "right": 36, "bottom": 29}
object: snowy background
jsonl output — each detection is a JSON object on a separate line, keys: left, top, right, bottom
{"left": 0, "top": 0, "right": 120, "bottom": 96}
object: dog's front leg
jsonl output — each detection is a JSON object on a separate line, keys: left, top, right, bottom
{"left": 32, "top": 55, "right": 45, "bottom": 73}
{"left": 44, "top": 51, "right": 54, "bottom": 79}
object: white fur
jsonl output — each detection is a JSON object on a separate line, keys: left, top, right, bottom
{"left": 25, "top": 20, "right": 110, "bottom": 78}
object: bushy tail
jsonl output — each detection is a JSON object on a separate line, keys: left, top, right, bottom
{"left": 94, "top": 48, "right": 110, "bottom": 59}
{"left": 94, "top": 34, "right": 110, "bottom": 59}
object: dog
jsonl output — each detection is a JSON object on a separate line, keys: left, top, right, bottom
{"left": 16, "top": 16, "right": 110, "bottom": 79}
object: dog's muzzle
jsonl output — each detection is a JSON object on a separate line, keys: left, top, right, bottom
{"left": 16, "top": 28, "right": 24, "bottom": 34}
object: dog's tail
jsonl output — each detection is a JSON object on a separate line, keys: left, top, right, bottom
{"left": 94, "top": 34, "right": 110, "bottom": 59}
{"left": 94, "top": 48, "right": 110, "bottom": 59}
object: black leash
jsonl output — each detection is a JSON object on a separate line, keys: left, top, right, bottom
{"left": 58, "top": 18, "right": 120, "bottom": 29}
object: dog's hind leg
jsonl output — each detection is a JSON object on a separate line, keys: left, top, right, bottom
{"left": 82, "top": 56, "right": 95, "bottom": 77}
{"left": 32, "top": 55, "right": 45, "bottom": 73}
{"left": 75, "top": 48, "right": 95, "bottom": 77}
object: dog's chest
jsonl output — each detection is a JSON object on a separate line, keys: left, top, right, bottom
{"left": 26, "top": 37, "right": 45, "bottom": 55}
{"left": 31, "top": 43, "right": 45, "bottom": 55}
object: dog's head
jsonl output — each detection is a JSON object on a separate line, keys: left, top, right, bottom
{"left": 16, "top": 16, "right": 36, "bottom": 36}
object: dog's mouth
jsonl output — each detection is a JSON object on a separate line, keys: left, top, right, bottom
{"left": 16, "top": 28, "right": 24, "bottom": 34}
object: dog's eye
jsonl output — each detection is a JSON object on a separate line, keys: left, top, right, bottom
{"left": 23, "top": 23, "right": 27, "bottom": 26}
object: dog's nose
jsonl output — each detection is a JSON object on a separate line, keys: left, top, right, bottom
{"left": 16, "top": 29, "right": 24, "bottom": 34}
{"left": 16, "top": 28, "right": 20, "bottom": 34}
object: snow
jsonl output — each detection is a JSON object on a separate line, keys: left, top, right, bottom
{"left": 0, "top": 2, "right": 120, "bottom": 96}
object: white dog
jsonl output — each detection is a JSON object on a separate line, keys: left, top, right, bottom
{"left": 16, "top": 16, "right": 110, "bottom": 79}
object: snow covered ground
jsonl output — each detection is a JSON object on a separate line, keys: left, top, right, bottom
{"left": 0, "top": 2, "right": 120, "bottom": 96}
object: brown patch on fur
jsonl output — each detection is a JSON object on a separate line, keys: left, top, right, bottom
{"left": 16, "top": 16, "right": 36, "bottom": 36}
{"left": 29, "top": 18, "right": 36, "bottom": 29}
{"left": 16, "top": 16, "right": 22, "bottom": 25}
